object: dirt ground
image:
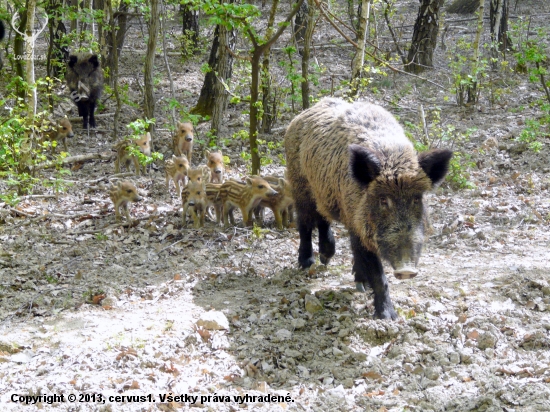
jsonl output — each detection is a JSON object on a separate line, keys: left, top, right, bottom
{"left": 1, "top": 1, "right": 550, "bottom": 411}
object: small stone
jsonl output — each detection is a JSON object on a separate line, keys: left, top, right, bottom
{"left": 291, "top": 318, "right": 306, "bottom": 329}
{"left": 275, "top": 329, "right": 292, "bottom": 340}
{"left": 449, "top": 352, "right": 460, "bottom": 364}
{"left": 332, "top": 347, "right": 344, "bottom": 356}
{"left": 304, "top": 294, "right": 323, "bottom": 314}
{"left": 412, "top": 365, "right": 424, "bottom": 375}
{"left": 424, "top": 366, "right": 441, "bottom": 380}
{"left": 284, "top": 349, "right": 303, "bottom": 358}
{"left": 477, "top": 331, "right": 497, "bottom": 350}
{"left": 101, "top": 296, "right": 118, "bottom": 308}
{"left": 196, "top": 311, "right": 229, "bottom": 330}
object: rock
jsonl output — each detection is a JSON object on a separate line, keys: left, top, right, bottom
{"left": 291, "top": 318, "right": 306, "bottom": 329}
{"left": 477, "top": 331, "right": 497, "bottom": 350}
{"left": 196, "top": 311, "right": 229, "bottom": 330}
{"left": 449, "top": 351, "right": 460, "bottom": 364}
{"left": 304, "top": 294, "right": 323, "bottom": 314}
{"left": 285, "top": 349, "right": 303, "bottom": 358}
{"left": 276, "top": 329, "right": 292, "bottom": 340}
{"left": 101, "top": 296, "right": 118, "bottom": 308}
{"left": 424, "top": 366, "right": 441, "bottom": 380}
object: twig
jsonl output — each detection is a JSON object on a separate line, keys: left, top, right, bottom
{"left": 33, "top": 152, "right": 113, "bottom": 171}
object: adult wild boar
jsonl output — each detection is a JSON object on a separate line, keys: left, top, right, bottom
{"left": 66, "top": 54, "right": 104, "bottom": 129}
{"left": 284, "top": 98, "right": 452, "bottom": 320}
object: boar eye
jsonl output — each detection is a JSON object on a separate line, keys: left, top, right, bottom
{"left": 258, "top": 185, "right": 265, "bottom": 189}
{"left": 126, "top": 189, "right": 132, "bottom": 193}
{"left": 413, "top": 196, "right": 421, "bottom": 205}
{"left": 380, "top": 196, "right": 388, "bottom": 206}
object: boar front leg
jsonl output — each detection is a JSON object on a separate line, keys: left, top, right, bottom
{"left": 350, "top": 233, "right": 397, "bottom": 320}
{"left": 88, "top": 101, "right": 97, "bottom": 128}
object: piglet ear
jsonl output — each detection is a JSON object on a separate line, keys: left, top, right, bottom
{"left": 418, "top": 149, "right": 453, "bottom": 187}
{"left": 349, "top": 144, "right": 381, "bottom": 188}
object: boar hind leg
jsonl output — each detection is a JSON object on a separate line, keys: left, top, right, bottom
{"left": 317, "top": 217, "right": 335, "bottom": 265}
{"left": 88, "top": 101, "right": 97, "bottom": 128}
{"left": 350, "top": 234, "right": 397, "bottom": 320}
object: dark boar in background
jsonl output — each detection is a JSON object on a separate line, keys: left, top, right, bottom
{"left": 66, "top": 54, "right": 104, "bottom": 129}
{"left": 284, "top": 97, "right": 452, "bottom": 320}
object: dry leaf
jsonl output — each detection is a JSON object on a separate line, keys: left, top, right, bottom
{"left": 362, "top": 371, "right": 384, "bottom": 381}
{"left": 92, "top": 294, "right": 106, "bottom": 305}
{"left": 467, "top": 330, "right": 479, "bottom": 340}
{"left": 173, "top": 274, "right": 182, "bottom": 280}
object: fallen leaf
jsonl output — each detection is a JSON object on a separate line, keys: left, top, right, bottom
{"left": 92, "top": 294, "right": 106, "bottom": 305}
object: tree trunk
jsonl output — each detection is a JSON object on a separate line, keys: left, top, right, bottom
{"left": 406, "top": 0, "right": 445, "bottom": 74}
{"left": 107, "top": 0, "right": 121, "bottom": 139}
{"left": 301, "top": 0, "right": 315, "bottom": 110}
{"left": 46, "top": 0, "right": 68, "bottom": 78}
{"left": 294, "top": 0, "right": 308, "bottom": 53}
{"left": 192, "top": 17, "right": 237, "bottom": 122}
{"left": 181, "top": 4, "right": 199, "bottom": 47}
{"left": 350, "top": 0, "right": 371, "bottom": 96}
{"left": 260, "top": 0, "right": 279, "bottom": 134}
{"left": 211, "top": 22, "right": 237, "bottom": 140}
{"left": 248, "top": 0, "right": 305, "bottom": 175}
{"left": 467, "top": 0, "right": 484, "bottom": 104}
{"left": 14, "top": 5, "right": 27, "bottom": 99}
{"left": 104, "top": 1, "right": 132, "bottom": 83}
{"left": 490, "top": 0, "right": 511, "bottom": 57}
{"left": 26, "top": 0, "right": 37, "bottom": 119}
{"left": 144, "top": 0, "right": 159, "bottom": 133}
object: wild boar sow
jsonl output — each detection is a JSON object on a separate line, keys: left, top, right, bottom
{"left": 66, "top": 54, "right": 104, "bottom": 129}
{"left": 284, "top": 98, "right": 452, "bottom": 320}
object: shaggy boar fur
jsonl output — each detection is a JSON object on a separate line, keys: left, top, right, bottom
{"left": 284, "top": 97, "right": 452, "bottom": 320}
{"left": 66, "top": 53, "right": 104, "bottom": 129}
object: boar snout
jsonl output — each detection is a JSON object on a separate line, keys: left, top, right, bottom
{"left": 393, "top": 263, "right": 418, "bottom": 280}
{"left": 268, "top": 189, "right": 278, "bottom": 197}
{"left": 185, "top": 135, "right": 193, "bottom": 142}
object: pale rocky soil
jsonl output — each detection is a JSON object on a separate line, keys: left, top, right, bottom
{"left": 1, "top": 1, "right": 550, "bottom": 411}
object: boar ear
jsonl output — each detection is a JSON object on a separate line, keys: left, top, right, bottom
{"left": 418, "top": 149, "right": 453, "bottom": 187}
{"left": 68, "top": 55, "right": 78, "bottom": 68}
{"left": 88, "top": 55, "right": 100, "bottom": 68}
{"left": 246, "top": 177, "right": 253, "bottom": 186}
{"left": 278, "top": 178, "right": 285, "bottom": 188}
{"left": 349, "top": 144, "right": 381, "bottom": 188}
{"left": 205, "top": 150, "right": 211, "bottom": 158}
{"left": 145, "top": 132, "right": 151, "bottom": 141}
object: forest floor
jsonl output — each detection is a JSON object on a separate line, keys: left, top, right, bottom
{"left": 1, "top": 1, "right": 550, "bottom": 411}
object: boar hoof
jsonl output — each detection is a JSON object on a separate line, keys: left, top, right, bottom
{"left": 298, "top": 256, "right": 315, "bottom": 269}
{"left": 355, "top": 282, "right": 367, "bottom": 293}
{"left": 375, "top": 308, "right": 398, "bottom": 320}
{"left": 319, "top": 253, "right": 332, "bottom": 265}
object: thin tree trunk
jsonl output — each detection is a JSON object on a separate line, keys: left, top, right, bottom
{"left": 490, "top": 0, "right": 511, "bottom": 66}
{"left": 260, "top": 0, "right": 279, "bottom": 134}
{"left": 160, "top": 0, "right": 176, "bottom": 126}
{"left": 181, "top": 5, "right": 199, "bottom": 47}
{"left": 406, "top": 0, "right": 445, "bottom": 74}
{"left": 211, "top": 21, "right": 236, "bottom": 139}
{"left": 350, "top": 0, "right": 371, "bottom": 96}
{"left": 144, "top": 0, "right": 159, "bottom": 134}
{"left": 14, "top": 5, "right": 27, "bottom": 99}
{"left": 301, "top": 0, "right": 315, "bottom": 110}
{"left": 107, "top": 0, "right": 121, "bottom": 139}
{"left": 467, "top": 0, "right": 484, "bottom": 104}
{"left": 248, "top": 0, "right": 305, "bottom": 174}
{"left": 26, "top": 0, "right": 37, "bottom": 119}
{"left": 105, "top": 2, "right": 132, "bottom": 82}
